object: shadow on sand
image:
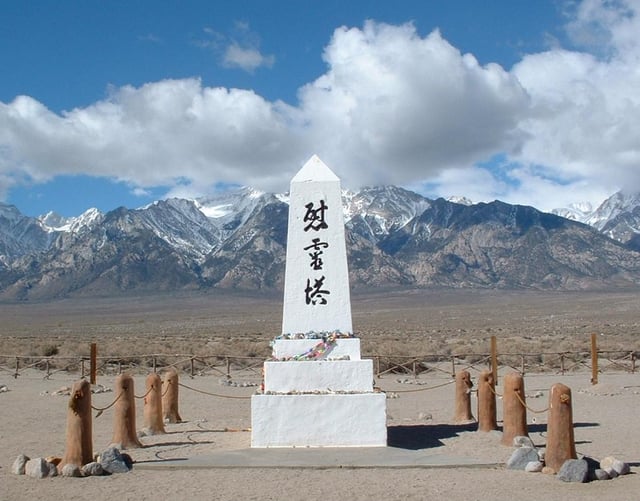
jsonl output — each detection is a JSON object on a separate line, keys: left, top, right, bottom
{"left": 388, "top": 422, "right": 600, "bottom": 450}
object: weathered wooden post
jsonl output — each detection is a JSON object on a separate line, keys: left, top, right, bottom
{"left": 500, "top": 372, "right": 528, "bottom": 446}
{"left": 591, "top": 333, "right": 598, "bottom": 385}
{"left": 490, "top": 335, "right": 498, "bottom": 386}
{"left": 58, "top": 379, "right": 93, "bottom": 471}
{"left": 545, "top": 383, "right": 576, "bottom": 472}
{"left": 453, "top": 370, "right": 475, "bottom": 424}
{"left": 90, "top": 343, "right": 97, "bottom": 385}
{"left": 143, "top": 372, "right": 165, "bottom": 435}
{"left": 477, "top": 369, "right": 498, "bottom": 431}
{"left": 111, "top": 373, "right": 142, "bottom": 449}
{"left": 162, "top": 367, "right": 182, "bottom": 423}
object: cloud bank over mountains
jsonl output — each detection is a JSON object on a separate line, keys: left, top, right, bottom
{"left": 1, "top": 0, "right": 639, "bottom": 211}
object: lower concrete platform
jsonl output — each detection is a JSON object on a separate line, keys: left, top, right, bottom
{"left": 135, "top": 446, "right": 501, "bottom": 470}
{"left": 251, "top": 393, "right": 387, "bottom": 447}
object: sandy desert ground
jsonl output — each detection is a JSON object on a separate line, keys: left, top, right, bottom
{"left": 1, "top": 289, "right": 639, "bottom": 501}
{"left": 1, "top": 369, "right": 639, "bottom": 501}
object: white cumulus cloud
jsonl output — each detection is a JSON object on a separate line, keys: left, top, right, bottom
{"left": 2, "top": 0, "right": 640, "bottom": 212}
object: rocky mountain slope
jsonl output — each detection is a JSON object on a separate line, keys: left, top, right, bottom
{"left": 1, "top": 186, "right": 639, "bottom": 300}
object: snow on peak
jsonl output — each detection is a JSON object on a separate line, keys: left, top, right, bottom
{"left": 447, "top": 196, "right": 474, "bottom": 206}
{"left": 39, "top": 208, "right": 103, "bottom": 232}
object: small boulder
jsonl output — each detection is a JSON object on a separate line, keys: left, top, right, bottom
{"left": 594, "top": 469, "right": 611, "bottom": 481}
{"left": 601, "top": 455, "right": 630, "bottom": 476}
{"left": 525, "top": 460, "right": 544, "bottom": 472}
{"left": 557, "top": 459, "right": 589, "bottom": 483}
{"left": 613, "top": 460, "right": 630, "bottom": 476}
{"left": 25, "top": 458, "right": 55, "bottom": 479}
{"left": 81, "top": 462, "right": 105, "bottom": 476}
{"left": 507, "top": 447, "right": 540, "bottom": 470}
{"left": 11, "top": 454, "right": 29, "bottom": 475}
{"left": 60, "top": 463, "right": 81, "bottom": 478}
{"left": 99, "top": 447, "right": 133, "bottom": 474}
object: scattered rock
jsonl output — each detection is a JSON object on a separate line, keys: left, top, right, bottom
{"left": 51, "top": 386, "right": 71, "bottom": 396}
{"left": 11, "top": 454, "right": 29, "bottom": 475}
{"left": 594, "top": 469, "right": 611, "bottom": 481}
{"left": 613, "top": 460, "right": 630, "bottom": 476}
{"left": 513, "top": 436, "right": 535, "bottom": 448}
{"left": 0, "top": 384, "right": 8, "bottom": 393}
{"left": 557, "top": 459, "right": 589, "bottom": 483}
{"left": 91, "top": 384, "right": 112, "bottom": 394}
{"left": 45, "top": 456, "right": 61, "bottom": 466}
{"left": 417, "top": 412, "right": 432, "bottom": 421}
{"left": 99, "top": 447, "right": 133, "bottom": 473}
{"left": 47, "top": 461, "right": 58, "bottom": 477}
{"left": 507, "top": 447, "right": 540, "bottom": 470}
{"left": 525, "top": 460, "right": 544, "bottom": 473}
{"left": 25, "top": 458, "right": 57, "bottom": 479}
{"left": 60, "top": 463, "right": 81, "bottom": 477}
{"left": 601, "top": 456, "right": 630, "bottom": 476}
{"left": 81, "top": 462, "right": 105, "bottom": 476}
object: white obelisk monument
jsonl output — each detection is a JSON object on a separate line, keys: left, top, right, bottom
{"left": 251, "top": 155, "right": 387, "bottom": 447}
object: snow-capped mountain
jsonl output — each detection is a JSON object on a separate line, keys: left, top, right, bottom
{"left": 1, "top": 186, "right": 639, "bottom": 300}
{"left": 551, "top": 202, "right": 595, "bottom": 223}
{"left": 553, "top": 191, "right": 640, "bottom": 249}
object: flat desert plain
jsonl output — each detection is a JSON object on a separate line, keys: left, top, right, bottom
{"left": 1, "top": 288, "right": 639, "bottom": 501}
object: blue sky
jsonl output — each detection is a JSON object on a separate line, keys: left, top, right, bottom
{"left": 1, "top": 0, "right": 640, "bottom": 217}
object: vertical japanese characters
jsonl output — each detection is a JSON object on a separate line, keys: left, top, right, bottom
{"left": 303, "top": 200, "right": 330, "bottom": 305}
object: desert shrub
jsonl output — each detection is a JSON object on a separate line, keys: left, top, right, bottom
{"left": 42, "top": 344, "right": 59, "bottom": 357}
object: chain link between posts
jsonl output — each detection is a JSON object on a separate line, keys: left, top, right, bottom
{"left": 91, "top": 391, "right": 123, "bottom": 418}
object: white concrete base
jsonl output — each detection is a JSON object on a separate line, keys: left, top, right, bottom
{"left": 271, "top": 338, "right": 361, "bottom": 360}
{"left": 251, "top": 393, "right": 387, "bottom": 447}
{"left": 263, "top": 360, "right": 373, "bottom": 393}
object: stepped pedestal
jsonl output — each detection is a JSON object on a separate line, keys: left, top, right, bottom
{"left": 251, "top": 339, "right": 386, "bottom": 447}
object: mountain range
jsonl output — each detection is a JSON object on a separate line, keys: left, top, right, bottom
{"left": 1, "top": 187, "right": 639, "bottom": 301}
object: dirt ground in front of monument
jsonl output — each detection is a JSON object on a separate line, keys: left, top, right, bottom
{"left": 1, "top": 288, "right": 640, "bottom": 501}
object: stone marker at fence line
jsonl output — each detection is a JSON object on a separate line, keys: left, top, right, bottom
{"left": 143, "top": 373, "right": 165, "bottom": 435}
{"left": 251, "top": 155, "right": 387, "bottom": 447}
{"left": 544, "top": 383, "right": 577, "bottom": 473}
{"left": 111, "top": 373, "right": 142, "bottom": 449}
{"left": 501, "top": 372, "right": 528, "bottom": 446}
{"left": 453, "top": 370, "right": 475, "bottom": 424}
{"left": 477, "top": 369, "right": 498, "bottom": 432}
{"left": 58, "top": 379, "right": 93, "bottom": 472}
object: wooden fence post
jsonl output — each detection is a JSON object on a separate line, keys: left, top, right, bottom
{"left": 501, "top": 372, "right": 528, "bottom": 446}
{"left": 490, "top": 336, "right": 498, "bottom": 386}
{"left": 59, "top": 379, "right": 93, "bottom": 471}
{"left": 591, "top": 333, "right": 598, "bottom": 385}
{"left": 477, "top": 369, "right": 498, "bottom": 432}
{"left": 90, "top": 343, "right": 97, "bottom": 385}
{"left": 453, "top": 370, "right": 475, "bottom": 424}
{"left": 545, "top": 383, "right": 576, "bottom": 473}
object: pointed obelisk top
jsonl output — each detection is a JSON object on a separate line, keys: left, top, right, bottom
{"left": 291, "top": 154, "right": 340, "bottom": 183}
{"left": 282, "top": 155, "right": 352, "bottom": 335}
